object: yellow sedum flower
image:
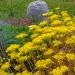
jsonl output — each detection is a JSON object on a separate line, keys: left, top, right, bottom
{"left": 66, "top": 35, "right": 75, "bottom": 45}
{"left": 18, "top": 56, "right": 29, "bottom": 63}
{"left": 8, "top": 52, "right": 21, "bottom": 59}
{"left": 56, "top": 34, "right": 64, "bottom": 38}
{"left": 51, "top": 20, "right": 62, "bottom": 26}
{"left": 0, "top": 70, "right": 8, "bottom": 75}
{"left": 44, "top": 49, "right": 54, "bottom": 56}
{"left": 53, "top": 26, "right": 70, "bottom": 33}
{"left": 49, "top": 65, "right": 68, "bottom": 75}
{"left": 61, "top": 11, "right": 69, "bottom": 18}
{"left": 15, "top": 33, "right": 28, "bottom": 39}
{"left": 19, "top": 42, "right": 34, "bottom": 53}
{"left": 64, "top": 17, "right": 71, "bottom": 22}
{"left": 53, "top": 51, "right": 65, "bottom": 61}
{"left": 49, "top": 14, "right": 59, "bottom": 20}
{"left": 42, "top": 32, "right": 56, "bottom": 40}
{"left": 22, "top": 70, "right": 32, "bottom": 75}
{"left": 31, "top": 33, "right": 39, "bottom": 39}
{"left": 29, "top": 25, "right": 41, "bottom": 33}
{"left": 41, "top": 27, "right": 52, "bottom": 33}
{"left": 1, "top": 62, "right": 10, "bottom": 70}
{"left": 39, "top": 20, "right": 48, "bottom": 27}
{"left": 36, "top": 59, "right": 52, "bottom": 69}
{"left": 15, "top": 73, "right": 21, "bottom": 75}
{"left": 66, "top": 21, "right": 75, "bottom": 26}
{"left": 14, "top": 65, "right": 21, "bottom": 71}
{"left": 33, "top": 71, "right": 41, "bottom": 75}
{"left": 52, "top": 40, "right": 62, "bottom": 47}
{"left": 42, "top": 11, "right": 54, "bottom": 16}
{"left": 6, "top": 44, "right": 20, "bottom": 52}
{"left": 32, "top": 36, "right": 43, "bottom": 44}
{"left": 66, "top": 53, "right": 75, "bottom": 61}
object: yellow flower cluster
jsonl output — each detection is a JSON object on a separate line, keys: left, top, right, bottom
{"left": 53, "top": 51, "right": 66, "bottom": 61}
{"left": 49, "top": 65, "right": 68, "bottom": 75}
{"left": 51, "top": 20, "right": 62, "bottom": 26}
{"left": 52, "top": 40, "right": 62, "bottom": 47}
{"left": 0, "top": 70, "right": 8, "bottom": 75}
{"left": 39, "top": 20, "right": 48, "bottom": 27}
{"left": 19, "top": 42, "right": 34, "bottom": 54}
{"left": 6, "top": 44, "right": 20, "bottom": 52}
{"left": 66, "top": 35, "right": 75, "bottom": 45}
{"left": 42, "top": 11, "right": 54, "bottom": 16}
{"left": 44, "top": 49, "right": 54, "bottom": 56}
{"left": 35, "top": 59, "right": 52, "bottom": 69}
{"left": 1, "top": 8, "right": 75, "bottom": 75}
{"left": 14, "top": 65, "right": 21, "bottom": 71}
{"left": 66, "top": 53, "right": 75, "bottom": 61}
{"left": 1, "top": 62, "right": 10, "bottom": 70}
{"left": 15, "top": 33, "right": 28, "bottom": 39}
{"left": 49, "top": 14, "right": 59, "bottom": 20}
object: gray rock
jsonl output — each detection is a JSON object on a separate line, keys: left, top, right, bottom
{"left": 27, "top": 0, "right": 49, "bottom": 23}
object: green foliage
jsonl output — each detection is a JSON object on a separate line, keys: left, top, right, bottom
{"left": 0, "top": 0, "right": 75, "bottom": 20}
{"left": 0, "top": 26, "right": 29, "bottom": 46}
{"left": 0, "top": 25, "right": 31, "bottom": 58}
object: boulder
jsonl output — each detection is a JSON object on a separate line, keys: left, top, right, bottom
{"left": 27, "top": 0, "right": 49, "bottom": 23}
